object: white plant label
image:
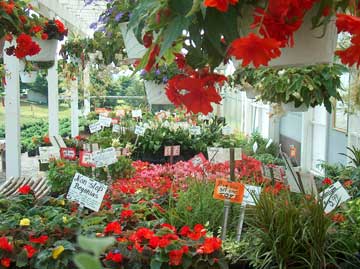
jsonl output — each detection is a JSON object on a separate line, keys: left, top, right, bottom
{"left": 112, "top": 124, "right": 121, "bottom": 133}
{"left": 207, "top": 147, "right": 242, "bottom": 163}
{"left": 222, "top": 126, "right": 233, "bottom": 136}
{"left": 89, "top": 122, "right": 102, "bottom": 134}
{"left": 132, "top": 109, "right": 142, "bottom": 118}
{"left": 320, "top": 181, "right": 351, "bottom": 213}
{"left": 134, "top": 125, "right": 146, "bottom": 136}
{"left": 39, "top": 146, "right": 59, "bottom": 162}
{"left": 189, "top": 126, "right": 201, "bottom": 135}
{"left": 253, "top": 142, "right": 258, "bottom": 153}
{"left": 92, "top": 147, "right": 117, "bottom": 168}
{"left": 265, "top": 139, "right": 273, "bottom": 149}
{"left": 99, "top": 115, "right": 112, "bottom": 128}
{"left": 242, "top": 185, "right": 262, "bottom": 206}
{"left": 67, "top": 173, "right": 108, "bottom": 212}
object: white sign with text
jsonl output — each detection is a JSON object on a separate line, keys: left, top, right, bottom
{"left": 99, "top": 115, "right": 112, "bottom": 128}
{"left": 92, "top": 147, "right": 117, "bottom": 168}
{"left": 89, "top": 122, "right": 102, "bottom": 133}
{"left": 242, "top": 185, "right": 262, "bottom": 206}
{"left": 320, "top": 181, "right": 351, "bottom": 213}
{"left": 189, "top": 126, "right": 201, "bottom": 135}
{"left": 39, "top": 146, "right": 60, "bottom": 162}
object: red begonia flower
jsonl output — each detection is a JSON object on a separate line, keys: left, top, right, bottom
{"left": 336, "top": 14, "right": 360, "bottom": 35}
{"left": 336, "top": 34, "right": 360, "bottom": 68}
{"left": 204, "top": 0, "right": 238, "bottom": 12}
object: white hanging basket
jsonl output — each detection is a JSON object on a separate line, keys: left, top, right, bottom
{"left": 234, "top": 8, "right": 337, "bottom": 68}
{"left": 242, "top": 84, "right": 257, "bottom": 99}
{"left": 144, "top": 81, "right": 172, "bottom": 105}
{"left": 26, "top": 39, "right": 58, "bottom": 62}
{"left": 119, "top": 22, "right": 147, "bottom": 59}
{"left": 282, "top": 102, "right": 308, "bottom": 112}
{"left": 20, "top": 71, "right": 37, "bottom": 83}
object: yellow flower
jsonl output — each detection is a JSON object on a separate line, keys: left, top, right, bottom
{"left": 52, "top": 245, "right": 65, "bottom": 259}
{"left": 19, "top": 218, "right": 30, "bottom": 226}
{"left": 62, "top": 216, "right": 68, "bottom": 224}
{"left": 59, "top": 200, "right": 65, "bottom": 206}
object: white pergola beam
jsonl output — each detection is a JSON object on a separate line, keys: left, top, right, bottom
{"left": 47, "top": 60, "right": 59, "bottom": 137}
{"left": 71, "top": 79, "right": 79, "bottom": 137}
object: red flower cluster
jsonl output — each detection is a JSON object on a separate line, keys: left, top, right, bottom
{"left": 196, "top": 237, "right": 222, "bottom": 254}
{"left": 18, "top": 185, "right": 31, "bottom": 195}
{"left": 169, "top": 246, "right": 189, "bottom": 266}
{"left": 24, "top": 244, "right": 36, "bottom": 258}
{"left": 104, "top": 221, "right": 122, "bottom": 235}
{"left": 0, "top": 237, "right": 13, "bottom": 252}
{"left": 0, "top": 1, "right": 15, "bottom": 15}
{"left": 322, "top": 177, "right": 333, "bottom": 186}
{"left": 166, "top": 70, "right": 225, "bottom": 115}
{"left": 105, "top": 252, "right": 123, "bottom": 263}
{"left": 336, "top": 14, "right": 360, "bottom": 68}
{"left": 204, "top": 0, "right": 238, "bottom": 12}
{"left": 1, "top": 258, "right": 10, "bottom": 268}
{"left": 29, "top": 235, "right": 48, "bottom": 245}
{"left": 6, "top": 33, "right": 41, "bottom": 59}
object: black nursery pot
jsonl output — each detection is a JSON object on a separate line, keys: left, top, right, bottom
{"left": 229, "top": 261, "right": 253, "bottom": 269}
{"left": 27, "top": 148, "right": 39, "bottom": 157}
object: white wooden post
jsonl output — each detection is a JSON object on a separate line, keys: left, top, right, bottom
{"left": 301, "top": 109, "right": 314, "bottom": 171}
{"left": 47, "top": 60, "right": 59, "bottom": 137}
{"left": 4, "top": 42, "right": 21, "bottom": 179}
{"left": 83, "top": 64, "right": 91, "bottom": 116}
{"left": 71, "top": 78, "right": 79, "bottom": 137}
{"left": 269, "top": 113, "right": 280, "bottom": 144}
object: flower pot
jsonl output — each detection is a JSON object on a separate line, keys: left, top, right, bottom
{"left": 20, "top": 71, "right": 37, "bottom": 83}
{"left": 282, "top": 102, "right": 308, "bottom": 112}
{"left": 119, "top": 22, "right": 147, "bottom": 59}
{"left": 243, "top": 84, "right": 257, "bottom": 99}
{"left": 144, "top": 81, "right": 172, "bottom": 105}
{"left": 26, "top": 39, "right": 58, "bottom": 62}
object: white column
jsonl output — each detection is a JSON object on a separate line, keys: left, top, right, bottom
{"left": 4, "top": 42, "right": 21, "bottom": 179}
{"left": 83, "top": 64, "right": 91, "bottom": 116}
{"left": 268, "top": 113, "right": 280, "bottom": 144}
{"left": 300, "top": 109, "right": 314, "bottom": 172}
{"left": 47, "top": 60, "right": 59, "bottom": 137}
{"left": 71, "top": 78, "right": 79, "bottom": 137}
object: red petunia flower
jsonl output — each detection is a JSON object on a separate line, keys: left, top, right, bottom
{"left": 104, "top": 221, "right": 122, "bottom": 235}
{"left": 24, "top": 245, "right": 36, "bottom": 258}
{"left": 204, "top": 0, "right": 238, "bottom": 12}
{"left": 229, "top": 33, "right": 281, "bottom": 67}
{"left": 18, "top": 185, "right": 31, "bottom": 194}
{"left": 105, "top": 252, "right": 123, "bottom": 263}
{"left": 336, "top": 14, "right": 360, "bottom": 35}
{"left": 322, "top": 177, "right": 333, "bottom": 186}
{"left": 29, "top": 235, "right": 48, "bottom": 245}
{"left": 0, "top": 258, "right": 11, "bottom": 268}
{"left": 0, "top": 237, "right": 13, "bottom": 252}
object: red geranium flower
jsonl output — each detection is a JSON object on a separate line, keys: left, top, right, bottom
{"left": 196, "top": 237, "right": 222, "bottom": 254}
{"left": 29, "top": 235, "right": 48, "bottom": 245}
{"left": 41, "top": 33, "right": 49, "bottom": 40}
{"left": 13, "top": 33, "right": 41, "bottom": 59}
{"left": 104, "top": 221, "right": 122, "bottom": 235}
{"left": 30, "top": 26, "right": 43, "bottom": 34}
{"left": 18, "top": 185, "right": 31, "bottom": 194}
{"left": 204, "top": 0, "right": 238, "bottom": 12}
{"left": 322, "top": 177, "right": 333, "bottom": 185}
{"left": 0, "top": 258, "right": 10, "bottom": 268}
{"left": 24, "top": 245, "right": 36, "bottom": 258}
{"left": 169, "top": 248, "right": 184, "bottom": 266}
{"left": 120, "top": 209, "right": 134, "bottom": 219}
{"left": 336, "top": 14, "right": 360, "bottom": 35}
{"left": 229, "top": 33, "right": 281, "bottom": 67}
{"left": 0, "top": 237, "right": 13, "bottom": 252}
{"left": 0, "top": 1, "right": 15, "bottom": 14}
{"left": 105, "top": 252, "right": 123, "bottom": 263}
{"left": 55, "top": 19, "right": 66, "bottom": 34}
{"left": 336, "top": 34, "right": 360, "bottom": 68}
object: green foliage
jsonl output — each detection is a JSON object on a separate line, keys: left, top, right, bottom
{"left": 340, "top": 146, "right": 360, "bottom": 167}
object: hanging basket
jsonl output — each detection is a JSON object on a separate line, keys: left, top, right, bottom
{"left": 0, "top": 38, "right": 4, "bottom": 58}
{"left": 242, "top": 84, "right": 257, "bottom": 99}
{"left": 119, "top": 22, "right": 147, "bottom": 59}
{"left": 144, "top": 81, "right": 172, "bottom": 105}
{"left": 20, "top": 71, "right": 37, "bottom": 83}
{"left": 26, "top": 39, "right": 58, "bottom": 62}
{"left": 282, "top": 102, "right": 308, "bottom": 112}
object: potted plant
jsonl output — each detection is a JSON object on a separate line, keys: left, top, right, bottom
{"left": 60, "top": 35, "right": 87, "bottom": 65}
{"left": 19, "top": 61, "right": 38, "bottom": 83}
{"left": 26, "top": 18, "right": 68, "bottom": 62}
{"left": 234, "top": 64, "right": 346, "bottom": 113}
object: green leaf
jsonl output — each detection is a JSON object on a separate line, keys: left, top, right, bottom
{"left": 159, "top": 16, "right": 191, "bottom": 58}
{"left": 150, "top": 259, "right": 163, "bottom": 269}
{"left": 16, "top": 249, "right": 28, "bottom": 267}
{"left": 169, "top": 0, "right": 193, "bottom": 15}
{"left": 73, "top": 253, "right": 103, "bottom": 269}
{"left": 218, "top": 258, "right": 229, "bottom": 269}
{"left": 78, "top": 236, "right": 115, "bottom": 256}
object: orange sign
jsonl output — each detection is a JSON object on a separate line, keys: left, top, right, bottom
{"left": 213, "top": 179, "right": 245, "bottom": 204}
{"left": 290, "top": 145, "right": 297, "bottom": 158}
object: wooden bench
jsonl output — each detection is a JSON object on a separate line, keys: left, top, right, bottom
{"left": 0, "top": 176, "right": 50, "bottom": 199}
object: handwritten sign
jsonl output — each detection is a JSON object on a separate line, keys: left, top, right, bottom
{"left": 99, "top": 115, "right": 112, "bottom": 128}
{"left": 67, "top": 173, "right": 108, "bottom": 212}
{"left": 189, "top": 126, "right": 201, "bottom": 135}
{"left": 79, "top": 151, "right": 95, "bottom": 167}
{"left": 190, "top": 153, "right": 207, "bottom": 167}
{"left": 164, "top": 145, "right": 181, "bottom": 157}
{"left": 320, "top": 181, "right": 351, "bottom": 213}
{"left": 207, "top": 147, "right": 242, "bottom": 163}
{"left": 132, "top": 109, "right": 142, "bottom": 118}
{"left": 213, "top": 179, "right": 245, "bottom": 204}
{"left": 242, "top": 185, "right": 262, "bottom": 206}
{"left": 112, "top": 124, "right": 121, "bottom": 133}
{"left": 89, "top": 122, "right": 102, "bottom": 133}
{"left": 92, "top": 147, "right": 117, "bottom": 168}
{"left": 134, "top": 125, "right": 146, "bottom": 136}
{"left": 222, "top": 126, "right": 233, "bottom": 136}
{"left": 39, "top": 146, "right": 60, "bottom": 162}
{"left": 60, "top": 147, "right": 77, "bottom": 160}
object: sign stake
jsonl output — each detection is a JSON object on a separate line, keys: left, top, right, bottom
{"left": 236, "top": 205, "right": 246, "bottom": 242}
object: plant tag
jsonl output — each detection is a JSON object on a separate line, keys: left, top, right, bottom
{"left": 164, "top": 145, "right": 181, "bottom": 156}
{"left": 132, "top": 109, "right": 142, "bottom": 118}
{"left": 134, "top": 125, "right": 146, "bottom": 136}
{"left": 213, "top": 179, "right": 245, "bottom": 204}
{"left": 79, "top": 151, "right": 95, "bottom": 167}
{"left": 253, "top": 142, "right": 258, "bottom": 153}
{"left": 320, "top": 181, "right": 351, "bottom": 213}
{"left": 265, "top": 139, "right": 273, "bottom": 149}
{"left": 92, "top": 147, "right": 117, "bottom": 168}
{"left": 222, "top": 126, "right": 233, "bottom": 136}
{"left": 39, "top": 146, "right": 59, "bottom": 162}
{"left": 242, "top": 185, "right": 262, "bottom": 206}
{"left": 116, "top": 109, "right": 125, "bottom": 117}
{"left": 190, "top": 153, "right": 207, "bottom": 167}
{"left": 290, "top": 145, "right": 297, "bottom": 158}
{"left": 99, "top": 115, "right": 112, "bottom": 128}
{"left": 89, "top": 122, "right": 102, "bottom": 133}
{"left": 67, "top": 173, "right": 108, "bottom": 212}
{"left": 189, "top": 126, "right": 201, "bottom": 135}
{"left": 60, "top": 147, "right": 77, "bottom": 160}
{"left": 112, "top": 124, "right": 121, "bottom": 133}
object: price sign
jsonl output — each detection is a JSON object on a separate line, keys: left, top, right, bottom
{"left": 132, "top": 109, "right": 142, "bottom": 118}
{"left": 67, "top": 173, "right": 108, "bottom": 212}
{"left": 99, "top": 115, "right": 112, "bottom": 128}
{"left": 190, "top": 153, "right": 207, "bottom": 167}
{"left": 134, "top": 125, "right": 146, "bottom": 136}
{"left": 112, "top": 124, "right": 121, "bottom": 133}
{"left": 79, "top": 151, "right": 95, "bottom": 167}
{"left": 207, "top": 147, "right": 242, "bottom": 163}
{"left": 213, "top": 179, "right": 245, "bottom": 204}
{"left": 39, "top": 146, "right": 60, "bottom": 162}
{"left": 164, "top": 145, "right": 181, "bottom": 157}
{"left": 242, "top": 185, "right": 262, "bottom": 206}
{"left": 189, "top": 126, "right": 201, "bottom": 135}
{"left": 89, "top": 122, "right": 102, "bottom": 133}
{"left": 92, "top": 147, "right": 117, "bottom": 168}
{"left": 60, "top": 147, "right": 77, "bottom": 160}
{"left": 320, "top": 181, "right": 351, "bottom": 213}
{"left": 222, "top": 126, "right": 233, "bottom": 136}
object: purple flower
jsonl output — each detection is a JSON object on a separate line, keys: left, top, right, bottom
{"left": 155, "top": 69, "right": 161, "bottom": 76}
{"left": 140, "top": 70, "right": 147, "bottom": 77}
{"left": 89, "top": 22, "right": 98, "bottom": 30}
{"left": 84, "top": 0, "right": 95, "bottom": 6}
{"left": 162, "top": 76, "right": 168, "bottom": 83}
{"left": 115, "top": 12, "right": 124, "bottom": 22}
{"left": 106, "top": 31, "right": 113, "bottom": 38}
